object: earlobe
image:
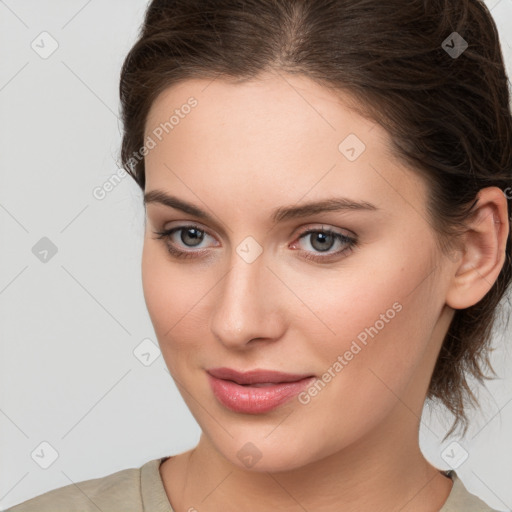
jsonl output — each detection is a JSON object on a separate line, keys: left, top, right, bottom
{"left": 445, "top": 187, "right": 510, "bottom": 310}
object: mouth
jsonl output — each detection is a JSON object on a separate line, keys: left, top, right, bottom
{"left": 206, "top": 367, "right": 316, "bottom": 414}
{"left": 206, "top": 367, "right": 315, "bottom": 385}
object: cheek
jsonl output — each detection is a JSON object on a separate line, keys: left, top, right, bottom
{"left": 286, "top": 268, "right": 438, "bottom": 450}
{"left": 142, "top": 241, "right": 172, "bottom": 331}
{"left": 141, "top": 239, "right": 213, "bottom": 361}
{"left": 298, "top": 252, "right": 438, "bottom": 395}
{"left": 142, "top": 241, "right": 188, "bottom": 337}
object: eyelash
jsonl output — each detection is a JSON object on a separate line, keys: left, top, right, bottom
{"left": 152, "top": 224, "right": 358, "bottom": 263}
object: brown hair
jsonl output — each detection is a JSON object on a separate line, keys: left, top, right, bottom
{"left": 118, "top": 0, "right": 512, "bottom": 440}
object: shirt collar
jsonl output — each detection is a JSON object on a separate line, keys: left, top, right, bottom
{"left": 140, "top": 456, "right": 174, "bottom": 512}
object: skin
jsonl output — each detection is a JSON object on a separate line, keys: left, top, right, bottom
{"left": 140, "top": 70, "right": 509, "bottom": 512}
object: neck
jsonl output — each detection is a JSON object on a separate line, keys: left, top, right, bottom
{"left": 162, "top": 403, "right": 453, "bottom": 512}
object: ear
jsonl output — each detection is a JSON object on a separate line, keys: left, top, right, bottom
{"left": 445, "top": 186, "right": 510, "bottom": 310}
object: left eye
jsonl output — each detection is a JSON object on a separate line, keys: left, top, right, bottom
{"left": 290, "top": 227, "right": 358, "bottom": 262}
{"left": 294, "top": 228, "right": 350, "bottom": 253}
{"left": 152, "top": 224, "right": 358, "bottom": 261}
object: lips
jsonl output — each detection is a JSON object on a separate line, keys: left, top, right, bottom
{"left": 206, "top": 369, "right": 316, "bottom": 414}
{"left": 206, "top": 367, "right": 315, "bottom": 385}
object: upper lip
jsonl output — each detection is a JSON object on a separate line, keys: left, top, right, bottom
{"left": 207, "top": 367, "right": 315, "bottom": 385}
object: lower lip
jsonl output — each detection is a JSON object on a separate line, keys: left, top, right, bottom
{"left": 207, "top": 374, "right": 316, "bottom": 414}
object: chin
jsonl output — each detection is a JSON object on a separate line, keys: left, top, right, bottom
{"left": 209, "top": 434, "right": 325, "bottom": 474}
{"left": 231, "top": 451, "right": 307, "bottom": 473}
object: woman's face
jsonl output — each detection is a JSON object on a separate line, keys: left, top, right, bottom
{"left": 141, "top": 72, "right": 455, "bottom": 472}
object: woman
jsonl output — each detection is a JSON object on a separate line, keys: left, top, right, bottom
{"left": 7, "top": 0, "right": 511, "bottom": 510}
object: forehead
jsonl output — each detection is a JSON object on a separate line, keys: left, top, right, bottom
{"left": 142, "top": 72, "right": 428, "bottom": 220}
{"left": 145, "top": 72, "right": 380, "bottom": 145}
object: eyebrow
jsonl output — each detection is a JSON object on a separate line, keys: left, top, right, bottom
{"left": 144, "top": 189, "right": 378, "bottom": 224}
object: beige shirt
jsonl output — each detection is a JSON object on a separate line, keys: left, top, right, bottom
{"left": 5, "top": 456, "right": 498, "bottom": 511}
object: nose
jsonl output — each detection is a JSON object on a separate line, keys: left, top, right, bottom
{"left": 209, "top": 249, "right": 285, "bottom": 350}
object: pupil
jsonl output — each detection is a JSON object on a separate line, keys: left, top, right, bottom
{"left": 182, "top": 228, "right": 203, "bottom": 247}
{"left": 312, "top": 232, "right": 333, "bottom": 252}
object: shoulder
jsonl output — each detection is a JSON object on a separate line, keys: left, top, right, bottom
{"left": 441, "top": 471, "right": 500, "bottom": 512}
{"left": 4, "top": 458, "right": 166, "bottom": 512}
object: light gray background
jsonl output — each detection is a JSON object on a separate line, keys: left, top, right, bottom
{"left": 1, "top": 0, "right": 511, "bottom": 509}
